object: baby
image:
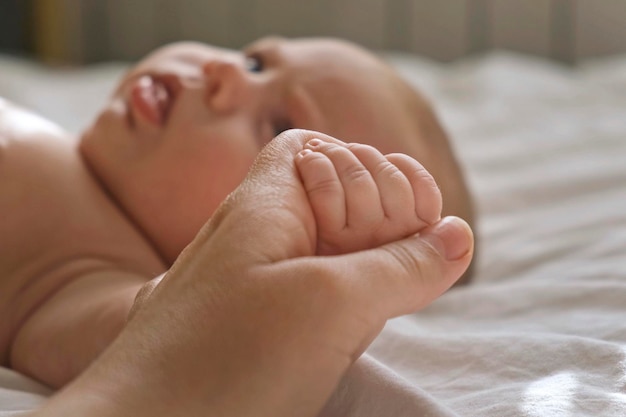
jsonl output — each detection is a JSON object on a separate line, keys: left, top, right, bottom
{"left": 0, "top": 37, "right": 473, "bottom": 388}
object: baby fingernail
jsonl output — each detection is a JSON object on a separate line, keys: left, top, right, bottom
{"left": 305, "top": 138, "right": 324, "bottom": 149}
{"left": 297, "top": 149, "right": 313, "bottom": 159}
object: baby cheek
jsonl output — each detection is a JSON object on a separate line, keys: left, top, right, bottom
{"left": 170, "top": 126, "right": 261, "bottom": 209}
{"left": 212, "top": 152, "right": 256, "bottom": 191}
{"left": 192, "top": 149, "right": 257, "bottom": 206}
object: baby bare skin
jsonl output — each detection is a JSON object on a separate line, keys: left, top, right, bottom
{"left": 0, "top": 104, "right": 434, "bottom": 390}
{"left": 0, "top": 103, "right": 407, "bottom": 390}
{"left": 0, "top": 102, "right": 166, "bottom": 387}
{"left": 0, "top": 103, "right": 441, "bottom": 391}
{"left": 0, "top": 37, "right": 474, "bottom": 390}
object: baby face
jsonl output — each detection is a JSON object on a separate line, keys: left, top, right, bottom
{"left": 80, "top": 37, "right": 465, "bottom": 263}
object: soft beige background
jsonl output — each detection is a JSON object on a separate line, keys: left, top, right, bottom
{"left": 44, "top": 0, "right": 626, "bottom": 64}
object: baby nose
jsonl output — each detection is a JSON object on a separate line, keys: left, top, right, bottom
{"left": 202, "top": 60, "right": 249, "bottom": 114}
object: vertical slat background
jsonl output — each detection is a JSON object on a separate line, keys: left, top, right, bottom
{"left": 106, "top": 0, "right": 160, "bottom": 60}
{"left": 550, "top": 0, "right": 576, "bottom": 63}
{"left": 0, "top": 0, "right": 28, "bottom": 54}
{"left": 58, "top": 0, "right": 626, "bottom": 64}
{"left": 385, "top": 0, "right": 414, "bottom": 52}
{"left": 467, "top": 0, "right": 491, "bottom": 54}
{"left": 178, "top": 0, "right": 230, "bottom": 47}
{"left": 327, "top": 0, "right": 387, "bottom": 50}
{"left": 491, "top": 0, "right": 552, "bottom": 57}
{"left": 255, "top": 0, "right": 333, "bottom": 41}
{"left": 80, "top": 0, "right": 112, "bottom": 63}
{"left": 575, "top": 0, "right": 626, "bottom": 59}
{"left": 407, "top": 0, "right": 471, "bottom": 61}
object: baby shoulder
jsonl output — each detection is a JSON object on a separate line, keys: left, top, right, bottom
{"left": 0, "top": 106, "right": 78, "bottom": 250}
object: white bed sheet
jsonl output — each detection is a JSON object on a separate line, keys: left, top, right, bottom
{"left": 1, "top": 51, "right": 626, "bottom": 416}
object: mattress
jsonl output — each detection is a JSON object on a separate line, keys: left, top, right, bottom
{"left": 2, "top": 50, "right": 626, "bottom": 416}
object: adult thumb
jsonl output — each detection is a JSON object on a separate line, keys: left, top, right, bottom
{"left": 329, "top": 216, "right": 474, "bottom": 319}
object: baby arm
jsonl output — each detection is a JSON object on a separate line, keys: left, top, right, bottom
{"left": 9, "top": 269, "right": 152, "bottom": 388}
{"left": 295, "top": 138, "right": 442, "bottom": 255}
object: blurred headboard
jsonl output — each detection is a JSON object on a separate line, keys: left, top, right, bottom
{"left": 33, "top": 0, "right": 626, "bottom": 64}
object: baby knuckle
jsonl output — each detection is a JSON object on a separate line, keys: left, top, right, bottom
{"left": 409, "top": 163, "right": 437, "bottom": 187}
{"left": 344, "top": 165, "right": 371, "bottom": 184}
{"left": 382, "top": 166, "right": 411, "bottom": 191}
{"left": 373, "top": 159, "right": 398, "bottom": 177}
{"left": 308, "top": 177, "right": 342, "bottom": 197}
{"left": 347, "top": 142, "right": 376, "bottom": 156}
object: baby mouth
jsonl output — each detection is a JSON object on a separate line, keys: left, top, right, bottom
{"left": 129, "top": 75, "right": 172, "bottom": 127}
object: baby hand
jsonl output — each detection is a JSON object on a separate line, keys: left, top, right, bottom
{"left": 295, "top": 138, "right": 442, "bottom": 255}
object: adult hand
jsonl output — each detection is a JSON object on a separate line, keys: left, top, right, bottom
{"left": 36, "top": 130, "right": 473, "bottom": 417}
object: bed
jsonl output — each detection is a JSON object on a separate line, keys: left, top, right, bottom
{"left": 1, "top": 50, "right": 626, "bottom": 416}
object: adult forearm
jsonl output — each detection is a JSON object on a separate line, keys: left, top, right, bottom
{"left": 29, "top": 300, "right": 341, "bottom": 417}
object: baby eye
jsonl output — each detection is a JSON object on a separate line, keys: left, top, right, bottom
{"left": 245, "top": 54, "right": 264, "bottom": 73}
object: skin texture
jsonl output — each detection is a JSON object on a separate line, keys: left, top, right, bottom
{"left": 295, "top": 138, "right": 442, "bottom": 255}
{"left": 0, "top": 100, "right": 164, "bottom": 387}
{"left": 33, "top": 130, "right": 474, "bottom": 417}
{"left": 80, "top": 37, "right": 474, "bottom": 266}
{"left": 1, "top": 37, "right": 474, "bottom": 391}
